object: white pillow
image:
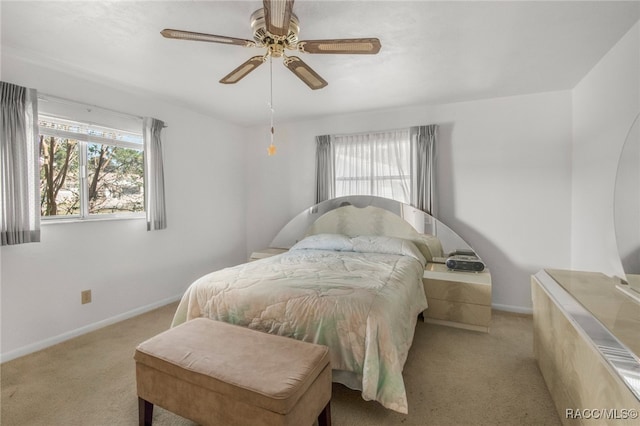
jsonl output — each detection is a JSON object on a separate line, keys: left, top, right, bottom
{"left": 351, "top": 235, "right": 426, "bottom": 266}
{"left": 290, "top": 233, "right": 354, "bottom": 252}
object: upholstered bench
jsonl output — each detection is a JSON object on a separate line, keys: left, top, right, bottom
{"left": 134, "top": 318, "right": 332, "bottom": 426}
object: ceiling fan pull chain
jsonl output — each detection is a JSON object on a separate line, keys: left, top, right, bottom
{"left": 268, "top": 55, "right": 277, "bottom": 156}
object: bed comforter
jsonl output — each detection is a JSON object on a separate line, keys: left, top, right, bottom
{"left": 171, "top": 234, "right": 428, "bottom": 413}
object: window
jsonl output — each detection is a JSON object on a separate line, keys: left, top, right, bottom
{"left": 316, "top": 125, "right": 436, "bottom": 213}
{"left": 333, "top": 129, "right": 413, "bottom": 204}
{"left": 38, "top": 116, "right": 144, "bottom": 219}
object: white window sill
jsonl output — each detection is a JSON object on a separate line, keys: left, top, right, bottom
{"left": 41, "top": 214, "right": 145, "bottom": 225}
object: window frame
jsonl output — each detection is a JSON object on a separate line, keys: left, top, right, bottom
{"left": 38, "top": 115, "right": 145, "bottom": 222}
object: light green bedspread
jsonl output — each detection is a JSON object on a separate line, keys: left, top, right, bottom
{"left": 172, "top": 241, "right": 427, "bottom": 414}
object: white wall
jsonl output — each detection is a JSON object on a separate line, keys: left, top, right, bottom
{"left": 246, "top": 91, "right": 573, "bottom": 311}
{"left": 0, "top": 54, "right": 248, "bottom": 361}
{"left": 572, "top": 22, "right": 640, "bottom": 278}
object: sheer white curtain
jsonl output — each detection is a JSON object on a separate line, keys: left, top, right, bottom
{"left": 333, "top": 129, "right": 412, "bottom": 204}
{"left": 143, "top": 117, "right": 167, "bottom": 231}
{"left": 1, "top": 81, "right": 40, "bottom": 245}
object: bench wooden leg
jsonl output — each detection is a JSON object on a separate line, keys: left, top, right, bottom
{"left": 138, "top": 397, "right": 153, "bottom": 426}
{"left": 318, "top": 401, "right": 331, "bottom": 426}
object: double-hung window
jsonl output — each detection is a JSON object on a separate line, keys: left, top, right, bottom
{"left": 38, "top": 115, "right": 144, "bottom": 219}
{"left": 333, "top": 129, "right": 413, "bottom": 205}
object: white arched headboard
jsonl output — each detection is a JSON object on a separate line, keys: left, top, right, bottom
{"left": 270, "top": 196, "right": 472, "bottom": 258}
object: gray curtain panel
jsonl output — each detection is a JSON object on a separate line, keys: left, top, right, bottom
{"left": 412, "top": 124, "right": 438, "bottom": 215}
{"left": 1, "top": 81, "right": 40, "bottom": 245}
{"left": 315, "top": 135, "right": 334, "bottom": 203}
{"left": 143, "top": 117, "right": 167, "bottom": 231}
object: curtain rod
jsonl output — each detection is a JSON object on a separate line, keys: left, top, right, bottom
{"left": 37, "top": 92, "right": 145, "bottom": 121}
{"left": 330, "top": 124, "right": 436, "bottom": 139}
{"left": 331, "top": 127, "right": 412, "bottom": 138}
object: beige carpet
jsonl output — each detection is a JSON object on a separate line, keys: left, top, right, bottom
{"left": 1, "top": 303, "right": 560, "bottom": 425}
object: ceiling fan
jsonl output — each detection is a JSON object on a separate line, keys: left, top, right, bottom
{"left": 161, "top": 0, "right": 381, "bottom": 90}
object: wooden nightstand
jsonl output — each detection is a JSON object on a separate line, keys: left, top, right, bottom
{"left": 422, "top": 263, "right": 492, "bottom": 332}
{"left": 248, "top": 248, "right": 288, "bottom": 262}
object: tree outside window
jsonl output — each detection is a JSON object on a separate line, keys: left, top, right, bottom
{"left": 39, "top": 116, "right": 144, "bottom": 219}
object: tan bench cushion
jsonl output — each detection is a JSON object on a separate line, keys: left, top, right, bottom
{"left": 134, "top": 318, "right": 330, "bottom": 415}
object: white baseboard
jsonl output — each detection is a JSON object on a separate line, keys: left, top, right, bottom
{"left": 492, "top": 303, "right": 533, "bottom": 315}
{"left": 1, "top": 296, "right": 532, "bottom": 363}
{"left": 0, "top": 294, "right": 182, "bottom": 364}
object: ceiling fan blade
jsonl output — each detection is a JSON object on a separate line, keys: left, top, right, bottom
{"left": 263, "top": 0, "right": 294, "bottom": 37}
{"left": 220, "top": 56, "right": 266, "bottom": 84}
{"left": 161, "top": 29, "right": 255, "bottom": 47}
{"left": 283, "top": 56, "right": 327, "bottom": 90}
{"left": 298, "top": 38, "right": 381, "bottom": 54}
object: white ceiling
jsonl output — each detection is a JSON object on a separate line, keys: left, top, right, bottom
{"left": 2, "top": 1, "right": 639, "bottom": 126}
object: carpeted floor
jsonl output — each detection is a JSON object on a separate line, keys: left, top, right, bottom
{"left": 1, "top": 303, "right": 561, "bottom": 425}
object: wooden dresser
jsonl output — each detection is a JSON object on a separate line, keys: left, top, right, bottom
{"left": 532, "top": 269, "right": 640, "bottom": 425}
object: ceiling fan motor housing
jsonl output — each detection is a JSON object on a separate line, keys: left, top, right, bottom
{"left": 251, "top": 8, "right": 300, "bottom": 56}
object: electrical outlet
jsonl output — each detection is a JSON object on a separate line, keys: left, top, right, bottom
{"left": 81, "top": 290, "right": 92, "bottom": 304}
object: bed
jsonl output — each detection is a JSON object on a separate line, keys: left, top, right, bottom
{"left": 171, "top": 197, "right": 449, "bottom": 414}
